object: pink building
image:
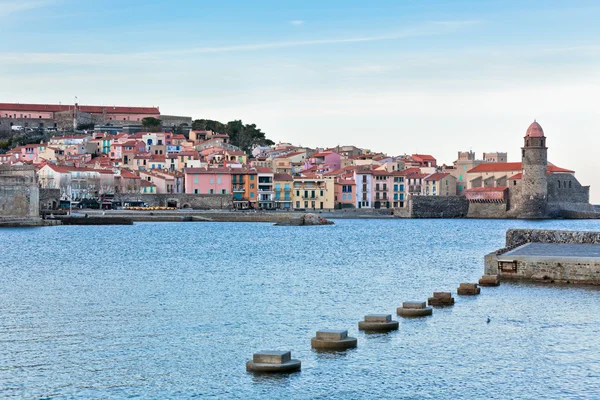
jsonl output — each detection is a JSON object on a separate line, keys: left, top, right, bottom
{"left": 184, "top": 167, "right": 232, "bottom": 195}
{"left": 305, "top": 151, "right": 341, "bottom": 174}
{"left": 334, "top": 178, "right": 356, "bottom": 208}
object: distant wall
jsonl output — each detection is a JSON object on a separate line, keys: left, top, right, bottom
{"left": 119, "top": 193, "right": 233, "bottom": 209}
{"left": 394, "top": 196, "right": 468, "bottom": 218}
{"left": 547, "top": 173, "right": 589, "bottom": 204}
{"left": 466, "top": 202, "right": 508, "bottom": 218}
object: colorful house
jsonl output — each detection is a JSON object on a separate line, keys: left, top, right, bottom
{"left": 184, "top": 167, "right": 232, "bottom": 195}
{"left": 273, "top": 173, "right": 293, "bottom": 209}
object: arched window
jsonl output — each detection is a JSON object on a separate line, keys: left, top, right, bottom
{"left": 569, "top": 181, "right": 572, "bottom": 188}
{"left": 558, "top": 180, "right": 561, "bottom": 188}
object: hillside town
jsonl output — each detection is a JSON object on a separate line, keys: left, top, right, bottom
{"left": 0, "top": 102, "right": 592, "bottom": 218}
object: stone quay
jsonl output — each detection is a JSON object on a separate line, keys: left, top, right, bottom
{"left": 246, "top": 351, "right": 301, "bottom": 373}
{"left": 358, "top": 314, "right": 399, "bottom": 331}
{"left": 396, "top": 302, "right": 433, "bottom": 317}
{"left": 311, "top": 329, "right": 357, "bottom": 350}
{"left": 457, "top": 283, "right": 481, "bottom": 295}
{"left": 428, "top": 292, "right": 455, "bottom": 306}
{"left": 479, "top": 275, "right": 500, "bottom": 286}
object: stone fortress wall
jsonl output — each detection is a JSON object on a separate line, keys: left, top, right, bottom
{"left": 0, "top": 165, "right": 39, "bottom": 218}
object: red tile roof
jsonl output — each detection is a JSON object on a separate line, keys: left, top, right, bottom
{"left": 274, "top": 173, "right": 293, "bottom": 181}
{"left": 464, "top": 187, "right": 508, "bottom": 192}
{"left": 425, "top": 172, "right": 451, "bottom": 181}
{"left": 0, "top": 103, "right": 159, "bottom": 115}
{"left": 184, "top": 167, "right": 231, "bottom": 174}
{"left": 468, "top": 162, "right": 574, "bottom": 174}
{"left": 467, "top": 162, "right": 522, "bottom": 173}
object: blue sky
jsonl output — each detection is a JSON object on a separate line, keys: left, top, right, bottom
{"left": 2, "top": 0, "right": 600, "bottom": 200}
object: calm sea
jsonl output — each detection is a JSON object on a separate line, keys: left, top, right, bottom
{"left": 1, "top": 219, "right": 599, "bottom": 399}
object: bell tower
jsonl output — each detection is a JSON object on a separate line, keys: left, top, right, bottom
{"left": 519, "top": 120, "right": 548, "bottom": 218}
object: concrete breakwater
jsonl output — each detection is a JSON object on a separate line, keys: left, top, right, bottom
{"left": 56, "top": 216, "right": 134, "bottom": 225}
{"left": 485, "top": 229, "right": 600, "bottom": 285}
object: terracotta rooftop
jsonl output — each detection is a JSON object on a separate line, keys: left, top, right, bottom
{"left": 425, "top": 172, "right": 450, "bottom": 181}
{"left": 464, "top": 187, "right": 508, "bottom": 192}
{"left": 468, "top": 162, "right": 574, "bottom": 174}
{"left": 0, "top": 103, "right": 159, "bottom": 114}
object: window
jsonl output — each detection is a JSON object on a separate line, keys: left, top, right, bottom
{"left": 250, "top": 192, "right": 255, "bottom": 198}
{"left": 304, "top": 201, "right": 308, "bottom": 207}
{"left": 459, "top": 175, "right": 463, "bottom": 181}
{"left": 209, "top": 189, "right": 215, "bottom": 194}
{"left": 194, "top": 189, "right": 199, "bottom": 194}
{"left": 296, "top": 190, "right": 300, "bottom": 196}
{"left": 194, "top": 176, "right": 198, "bottom": 184}
{"left": 320, "top": 190, "right": 323, "bottom": 197}
{"left": 217, "top": 178, "right": 222, "bottom": 184}
{"left": 250, "top": 175, "right": 255, "bottom": 181}
{"left": 221, "top": 189, "right": 226, "bottom": 194}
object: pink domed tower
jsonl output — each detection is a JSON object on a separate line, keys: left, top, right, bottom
{"left": 519, "top": 120, "right": 548, "bottom": 218}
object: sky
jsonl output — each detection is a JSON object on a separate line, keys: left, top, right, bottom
{"left": 2, "top": 0, "right": 600, "bottom": 201}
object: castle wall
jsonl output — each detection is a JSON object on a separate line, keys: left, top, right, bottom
{"left": 0, "top": 165, "right": 40, "bottom": 218}
{"left": 394, "top": 196, "right": 468, "bottom": 218}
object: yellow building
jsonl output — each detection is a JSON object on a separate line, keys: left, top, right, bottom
{"left": 292, "top": 175, "right": 335, "bottom": 210}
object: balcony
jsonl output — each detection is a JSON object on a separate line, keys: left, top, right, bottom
{"left": 232, "top": 185, "right": 245, "bottom": 192}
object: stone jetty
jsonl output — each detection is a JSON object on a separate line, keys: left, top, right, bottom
{"left": 457, "top": 283, "right": 481, "bottom": 295}
{"left": 428, "top": 292, "right": 455, "bottom": 306}
{"left": 246, "top": 351, "right": 301, "bottom": 373}
{"left": 479, "top": 275, "right": 500, "bottom": 286}
{"left": 397, "top": 301, "right": 433, "bottom": 317}
{"left": 311, "top": 329, "right": 357, "bottom": 350}
{"left": 358, "top": 314, "right": 399, "bottom": 331}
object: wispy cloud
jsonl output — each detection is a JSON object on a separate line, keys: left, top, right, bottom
{"left": 0, "top": 19, "right": 482, "bottom": 65}
{"left": 343, "top": 65, "right": 395, "bottom": 74}
{"left": 428, "top": 20, "right": 482, "bottom": 27}
{"left": 0, "top": 0, "right": 55, "bottom": 16}
{"left": 290, "top": 20, "right": 305, "bottom": 26}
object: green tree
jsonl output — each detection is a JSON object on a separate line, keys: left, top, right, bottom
{"left": 191, "top": 118, "right": 274, "bottom": 152}
{"left": 141, "top": 117, "right": 162, "bottom": 132}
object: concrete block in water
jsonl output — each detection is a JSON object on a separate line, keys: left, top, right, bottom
{"left": 246, "top": 351, "right": 301, "bottom": 373}
{"left": 359, "top": 314, "right": 399, "bottom": 331}
{"left": 479, "top": 275, "right": 500, "bottom": 286}
{"left": 364, "top": 314, "right": 392, "bottom": 323}
{"left": 457, "top": 283, "right": 480, "bottom": 295}
{"left": 428, "top": 292, "right": 455, "bottom": 306}
{"left": 312, "top": 329, "right": 357, "bottom": 350}
{"left": 402, "top": 301, "right": 426, "bottom": 309}
{"left": 397, "top": 303, "right": 433, "bottom": 317}
{"left": 459, "top": 282, "right": 478, "bottom": 290}
{"left": 316, "top": 329, "right": 348, "bottom": 341}
{"left": 253, "top": 351, "right": 291, "bottom": 364}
